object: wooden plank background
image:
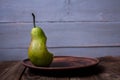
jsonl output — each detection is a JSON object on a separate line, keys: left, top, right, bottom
{"left": 0, "top": 0, "right": 120, "bottom": 60}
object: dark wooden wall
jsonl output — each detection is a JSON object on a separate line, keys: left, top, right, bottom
{"left": 0, "top": 0, "right": 120, "bottom": 61}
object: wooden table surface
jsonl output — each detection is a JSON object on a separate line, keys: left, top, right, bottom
{"left": 0, "top": 56, "right": 120, "bottom": 80}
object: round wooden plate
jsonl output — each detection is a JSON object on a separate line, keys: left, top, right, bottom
{"left": 22, "top": 56, "right": 99, "bottom": 71}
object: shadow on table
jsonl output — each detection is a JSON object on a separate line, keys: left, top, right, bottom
{"left": 27, "top": 65, "right": 104, "bottom": 77}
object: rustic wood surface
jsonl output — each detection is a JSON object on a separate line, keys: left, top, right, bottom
{"left": 0, "top": 56, "right": 120, "bottom": 80}
{"left": 0, "top": 0, "right": 120, "bottom": 60}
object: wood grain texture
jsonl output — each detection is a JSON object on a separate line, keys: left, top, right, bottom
{"left": 94, "top": 56, "right": 120, "bottom": 80}
{"left": 0, "top": 22, "right": 120, "bottom": 60}
{"left": 0, "top": 47, "right": 120, "bottom": 61}
{"left": 0, "top": 56, "right": 120, "bottom": 80}
{"left": 21, "top": 56, "right": 120, "bottom": 80}
{"left": 0, "top": 62, "right": 26, "bottom": 80}
{"left": 67, "top": 0, "right": 120, "bottom": 21}
{"left": 0, "top": 22, "right": 120, "bottom": 48}
{"left": 0, "top": 61, "right": 18, "bottom": 75}
{"left": 0, "top": 0, "right": 120, "bottom": 60}
{"left": 0, "top": 56, "right": 118, "bottom": 80}
{"left": 0, "top": 0, "right": 120, "bottom": 22}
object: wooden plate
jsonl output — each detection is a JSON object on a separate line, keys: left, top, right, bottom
{"left": 22, "top": 56, "right": 99, "bottom": 71}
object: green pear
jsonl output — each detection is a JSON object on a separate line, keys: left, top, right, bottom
{"left": 28, "top": 13, "right": 53, "bottom": 67}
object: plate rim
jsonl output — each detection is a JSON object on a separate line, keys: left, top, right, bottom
{"left": 22, "top": 56, "right": 99, "bottom": 70}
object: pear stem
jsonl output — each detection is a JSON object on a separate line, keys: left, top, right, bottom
{"left": 32, "top": 13, "right": 36, "bottom": 28}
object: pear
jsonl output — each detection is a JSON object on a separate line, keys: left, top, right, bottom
{"left": 28, "top": 13, "right": 53, "bottom": 67}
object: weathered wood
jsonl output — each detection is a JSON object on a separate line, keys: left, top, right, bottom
{"left": 0, "top": 0, "right": 120, "bottom": 61}
{"left": 0, "top": 61, "right": 18, "bottom": 74}
{"left": 0, "top": 56, "right": 120, "bottom": 80}
{"left": 0, "top": 47, "right": 120, "bottom": 61}
{"left": 20, "top": 56, "right": 120, "bottom": 80}
{"left": 0, "top": 22, "right": 120, "bottom": 48}
{"left": 0, "top": 22, "right": 120, "bottom": 60}
{"left": 0, "top": 0, "right": 120, "bottom": 22}
{"left": 0, "top": 62, "right": 26, "bottom": 80}
{"left": 67, "top": 0, "right": 120, "bottom": 21}
{"left": 94, "top": 56, "right": 120, "bottom": 80}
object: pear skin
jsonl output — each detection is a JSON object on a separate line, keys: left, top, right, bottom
{"left": 28, "top": 13, "right": 53, "bottom": 67}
